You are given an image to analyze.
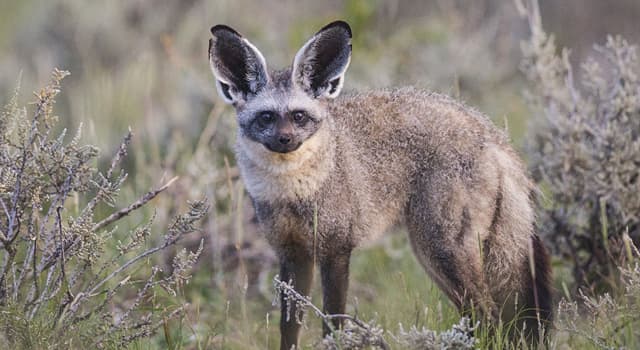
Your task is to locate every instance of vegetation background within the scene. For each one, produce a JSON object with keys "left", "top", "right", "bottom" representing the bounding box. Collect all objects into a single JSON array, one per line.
[{"left": 0, "top": 0, "right": 639, "bottom": 349}]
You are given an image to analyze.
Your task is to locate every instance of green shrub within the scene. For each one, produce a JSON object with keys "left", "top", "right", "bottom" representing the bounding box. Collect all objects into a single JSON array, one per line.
[{"left": 0, "top": 69, "right": 208, "bottom": 349}]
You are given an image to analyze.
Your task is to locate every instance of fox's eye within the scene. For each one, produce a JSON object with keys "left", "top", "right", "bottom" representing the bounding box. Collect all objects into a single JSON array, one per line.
[
  {"left": 258, "top": 111, "right": 275, "bottom": 124},
  {"left": 292, "top": 111, "right": 308, "bottom": 124}
]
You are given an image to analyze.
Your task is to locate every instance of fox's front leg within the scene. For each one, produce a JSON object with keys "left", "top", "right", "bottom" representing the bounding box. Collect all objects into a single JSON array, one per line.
[
  {"left": 279, "top": 249, "right": 314, "bottom": 350},
  {"left": 320, "top": 249, "right": 352, "bottom": 336}
]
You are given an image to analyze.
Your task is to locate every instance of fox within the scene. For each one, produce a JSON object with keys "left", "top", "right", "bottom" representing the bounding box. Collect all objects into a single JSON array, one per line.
[{"left": 207, "top": 20, "right": 553, "bottom": 349}]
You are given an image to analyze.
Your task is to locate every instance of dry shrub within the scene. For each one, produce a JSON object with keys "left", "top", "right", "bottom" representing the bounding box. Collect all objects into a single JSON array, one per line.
[
  {"left": 519, "top": 0, "right": 640, "bottom": 290},
  {"left": 0, "top": 70, "right": 208, "bottom": 348},
  {"left": 555, "top": 240, "right": 640, "bottom": 349},
  {"left": 274, "top": 276, "right": 478, "bottom": 350}
]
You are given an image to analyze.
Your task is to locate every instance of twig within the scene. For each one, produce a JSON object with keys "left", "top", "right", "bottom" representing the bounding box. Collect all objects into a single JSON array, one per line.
[
  {"left": 92, "top": 176, "right": 178, "bottom": 231},
  {"left": 70, "top": 275, "right": 131, "bottom": 325},
  {"left": 0, "top": 198, "right": 9, "bottom": 242},
  {"left": 81, "top": 129, "right": 133, "bottom": 217},
  {"left": 34, "top": 162, "right": 85, "bottom": 273},
  {"left": 27, "top": 257, "right": 58, "bottom": 319},
  {"left": 91, "top": 305, "right": 185, "bottom": 348},
  {"left": 85, "top": 245, "right": 165, "bottom": 298},
  {"left": 106, "top": 128, "right": 132, "bottom": 180},
  {"left": 108, "top": 267, "right": 160, "bottom": 332},
  {"left": 56, "top": 207, "right": 70, "bottom": 297},
  {"left": 62, "top": 243, "right": 167, "bottom": 324},
  {"left": 13, "top": 204, "right": 37, "bottom": 300},
  {"left": 274, "top": 276, "right": 391, "bottom": 350}
]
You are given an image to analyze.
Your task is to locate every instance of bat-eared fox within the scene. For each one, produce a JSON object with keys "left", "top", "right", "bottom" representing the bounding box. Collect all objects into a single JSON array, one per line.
[{"left": 208, "top": 20, "right": 552, "bottom": 349}]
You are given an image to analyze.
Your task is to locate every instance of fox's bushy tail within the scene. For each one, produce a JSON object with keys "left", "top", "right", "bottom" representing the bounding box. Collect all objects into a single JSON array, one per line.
[{"left": 520, "top": 233, "right": 553, "bottom": 343}]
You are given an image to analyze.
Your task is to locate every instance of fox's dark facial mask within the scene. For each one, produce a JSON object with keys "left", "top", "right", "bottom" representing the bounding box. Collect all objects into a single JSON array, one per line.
[{"left": 240, "top": 109, "right": 321, "bottom": 154}]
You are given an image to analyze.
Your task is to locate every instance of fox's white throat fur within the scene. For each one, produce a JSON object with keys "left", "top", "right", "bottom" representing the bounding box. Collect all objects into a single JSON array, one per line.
[{"left": 236, "top": 124, "right": 335, "bottom": 201}]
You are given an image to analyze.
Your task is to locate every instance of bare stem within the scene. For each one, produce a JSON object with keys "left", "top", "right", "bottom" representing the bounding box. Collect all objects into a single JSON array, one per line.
[
  {"left": 274, "top": 276, "right": 390, "bottom": 350},
  {"left": 93, "top": 176, "right": 178, "bottom": 231}
]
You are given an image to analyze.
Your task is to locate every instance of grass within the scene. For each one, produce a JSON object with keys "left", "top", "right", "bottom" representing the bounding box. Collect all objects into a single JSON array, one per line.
[
  {"left": 150, "top": 232, "right": 460, "bottom": 349},
  {"left": 149, "top": 227, "right": 640, "bottom": 349}
]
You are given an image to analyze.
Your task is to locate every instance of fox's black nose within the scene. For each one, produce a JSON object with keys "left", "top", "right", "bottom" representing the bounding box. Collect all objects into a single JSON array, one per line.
[{"left": 279, "top": 135, "right": 292, "bottom": 145}]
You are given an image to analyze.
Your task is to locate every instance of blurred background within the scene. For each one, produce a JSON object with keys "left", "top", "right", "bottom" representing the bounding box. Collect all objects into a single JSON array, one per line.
[
  {"left": 1, "top": 0, "right": 639, "bottom": 348},
  {"left": 1, "top": 0, "right": 639, "bottom": 148},
  {"left": 1, "top": 0, "right": 637, "bottom": 152}
]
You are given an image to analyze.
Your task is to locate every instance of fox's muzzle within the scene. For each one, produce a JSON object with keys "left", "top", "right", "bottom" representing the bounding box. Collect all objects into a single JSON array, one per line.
[{"left": 264, "top": 139, "right": 303, "bottom": 153}]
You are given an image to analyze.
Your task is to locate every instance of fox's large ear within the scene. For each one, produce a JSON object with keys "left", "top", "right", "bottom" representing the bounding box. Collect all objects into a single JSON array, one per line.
[
  {"left": 292, "top": 21, "right": 352, "bottom": 99},
  {"left": 209, "top": 25, "right": 269, "bottom": 105}
]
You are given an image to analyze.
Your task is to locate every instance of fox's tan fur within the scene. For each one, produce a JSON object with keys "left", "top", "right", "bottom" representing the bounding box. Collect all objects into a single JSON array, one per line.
[
  {"left": 208, "top": 21, "right": 552, "bottom": 349},
  {"left": 246, "top": 85, "right": 535, "bottom": 301}
]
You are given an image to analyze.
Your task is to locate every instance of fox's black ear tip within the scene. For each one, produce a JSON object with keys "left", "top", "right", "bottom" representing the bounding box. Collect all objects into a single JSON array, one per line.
[
  {"left": 320, "top": 20, "right": 352, "bottom": 38},
  {"left": 210, "top": 24, "right": 241, "bottom": 37}
]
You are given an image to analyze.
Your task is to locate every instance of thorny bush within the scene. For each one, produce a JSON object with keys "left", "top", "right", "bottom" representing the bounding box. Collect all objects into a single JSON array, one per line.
[{"left": 0, "top": 69, "right": 208, "bottom": 348}]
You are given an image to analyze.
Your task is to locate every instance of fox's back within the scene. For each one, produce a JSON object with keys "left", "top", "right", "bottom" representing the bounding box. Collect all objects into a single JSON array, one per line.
[
  {"left": 331, "top": 87, "right": 508, "bottom": 169},
  {"left": 324, "top": 87, "right": 524, "bottom": 242}
]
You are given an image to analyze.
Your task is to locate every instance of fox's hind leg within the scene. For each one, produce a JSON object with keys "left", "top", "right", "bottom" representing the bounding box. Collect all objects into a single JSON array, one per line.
[
  {"left": 406, "top": 215, "right": 496, "bottom": 319},
  {"left": 405, "top": 177, "right": 497, "bottom": 321},
  {"left": 406, "top": 165, "right": 553, "bottom": 344}
]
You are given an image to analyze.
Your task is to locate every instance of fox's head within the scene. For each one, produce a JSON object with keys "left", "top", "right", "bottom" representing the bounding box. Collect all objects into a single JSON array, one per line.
[{"left": 208, "top": 21, "right": 351, "bottom": 154}]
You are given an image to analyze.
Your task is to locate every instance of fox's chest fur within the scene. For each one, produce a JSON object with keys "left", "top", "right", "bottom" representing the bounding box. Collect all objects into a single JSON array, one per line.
[
  {"left": 236, "top": 125, "right": 335, "bottom": 202},
  {"left": 236, "top": 89, "right": 442, "bottom": 252}
]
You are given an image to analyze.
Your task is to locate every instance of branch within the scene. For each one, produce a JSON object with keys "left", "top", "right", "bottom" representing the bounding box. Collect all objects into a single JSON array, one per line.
[
  {"left": 92, "top": 176, "right": 178, "bottom": 231},
  {"left": 81, "top": 129, "right": 133, "bottom": 217},
  {"left": 0, "top": 198, "right": 9, "bottom": 243},
  {"left": 85, "top": 245, "right": 164, "bottom": 298},
  {"left": 274, "top": 276, "right": 390, "bottom": 350}
]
